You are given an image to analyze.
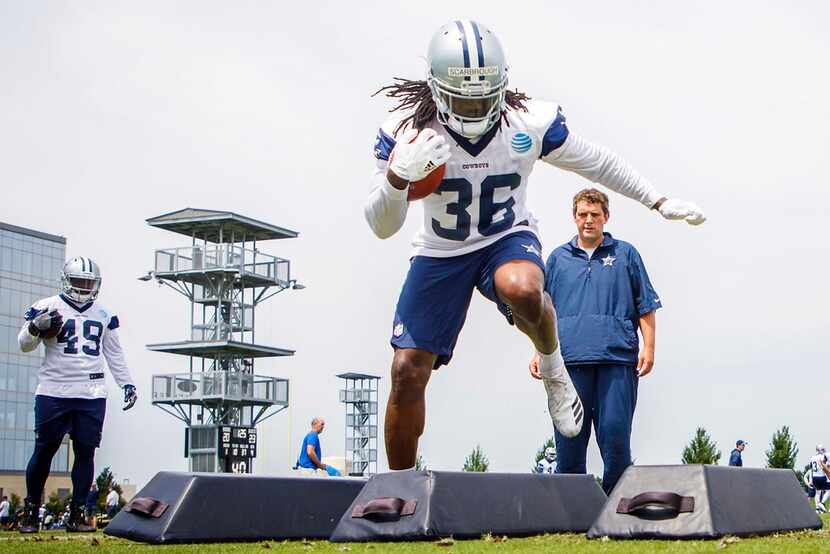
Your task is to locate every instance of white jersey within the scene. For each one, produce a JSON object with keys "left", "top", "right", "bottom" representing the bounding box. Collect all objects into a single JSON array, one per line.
[
  {"left": 536, "top": 458, "right": 555, "bottom": 474},
  {"left": 18, "top": 294, "right": 134, "bottom": 399},
  {"left": 811, "top": 453, "right": 829, "bottom": 478},
  {"left": 366, "top": 99, "right": 663, "bottom": 257}
]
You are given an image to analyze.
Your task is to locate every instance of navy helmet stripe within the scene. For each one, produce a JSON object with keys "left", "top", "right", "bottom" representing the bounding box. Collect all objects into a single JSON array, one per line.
[
  {"left": 454, "top": 20, "right": 471, "bottom": 81},
  {"left": 470, "top": 21, "right": 485, "bottom": 81},
  {"left": 80, "top": 257, "right": 86, "bottom": 272}
]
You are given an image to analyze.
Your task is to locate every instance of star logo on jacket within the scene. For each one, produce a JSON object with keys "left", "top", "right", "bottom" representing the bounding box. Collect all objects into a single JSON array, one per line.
[
  {"left": 522, "top": 244, "right": 541, "bottom": 258},
  {"left": 602, "top": 255, "right": 616, "bottom": 267},
  {"left": 393, "top": 323, "right": 405, "bottom": 337}
]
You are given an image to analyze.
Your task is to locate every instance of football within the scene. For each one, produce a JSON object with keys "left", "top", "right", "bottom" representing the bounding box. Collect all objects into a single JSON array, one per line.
[
  {"left": 40, "top": 323, "right": 62, "bottom": 340},
  {"left": 407, "top": 163, "right": 446, "bottom": 201}
]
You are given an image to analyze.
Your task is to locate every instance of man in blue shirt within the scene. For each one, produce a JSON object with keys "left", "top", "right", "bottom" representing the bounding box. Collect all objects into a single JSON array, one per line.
[
  {"left": 729, "top": 440, "right": 747, "bottom": 466},
  {"left": 296, "top": 417, "right": 341, "bottom": 476},
  {"left": 530, "top": 188, "right": 661, "bottom": 494}
]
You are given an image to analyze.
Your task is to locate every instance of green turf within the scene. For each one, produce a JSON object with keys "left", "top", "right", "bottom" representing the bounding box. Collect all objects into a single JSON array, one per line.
[{"left": 2, "top": 514, "right": 827, "bottom": 553}]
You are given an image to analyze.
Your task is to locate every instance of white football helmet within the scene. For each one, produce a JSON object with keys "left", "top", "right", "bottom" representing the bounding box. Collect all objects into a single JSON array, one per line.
[
  {"left": 818, "top": 444, "right": 826, "bottom": 454},
  {"left": 426, "top": 20, "right": 508, "bottom": 138},
  {"left": 544, "top": 447, "right": 556, "bottom": 461},
  {"left": 61, "top": 257, "right": 101, "bottom": 304}
]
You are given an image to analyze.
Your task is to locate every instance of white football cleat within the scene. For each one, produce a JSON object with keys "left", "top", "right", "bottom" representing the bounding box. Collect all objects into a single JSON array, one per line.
[{"left": 543, "top": 366, "right": 584, "bottom": 438}]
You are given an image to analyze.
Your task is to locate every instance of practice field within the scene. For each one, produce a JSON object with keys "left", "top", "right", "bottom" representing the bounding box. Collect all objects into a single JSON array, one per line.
[{"left": 2, "top": 515, "right": 828, "bottom": 554}]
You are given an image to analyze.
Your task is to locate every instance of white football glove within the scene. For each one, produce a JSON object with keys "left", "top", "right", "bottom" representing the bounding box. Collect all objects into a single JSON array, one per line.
[
  {"left": 32, "top": 310, "right": 56, "bottom": 331},
  {"left": 388, "top": 128, "right": 451, "bottom": 182},
  {"left": 658, "top": 199, "right": 706, "bottom": 225}
]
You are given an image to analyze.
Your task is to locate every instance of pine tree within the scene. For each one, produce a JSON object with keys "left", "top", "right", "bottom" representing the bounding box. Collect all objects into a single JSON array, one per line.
[
  {"left": 532, "top": 437, "right": 556, "bottom": 473},
  {"left": 95, "top": 466, "right": 124, "bottom": 512},
  {"left": 681, "top": 427, "right": 721, "bottom": 464},
  {"left": 415, "top": 454, "right": 427, "bottom": 471},
  {"left": 765, "top": 426, "right": 798, "bottom": 469},
  {"left": 462, "top": 445, "right": 489, "bottom": 472}
]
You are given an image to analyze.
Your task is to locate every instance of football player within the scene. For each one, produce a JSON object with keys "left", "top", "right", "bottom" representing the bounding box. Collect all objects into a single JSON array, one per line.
[
  {"left": 810, "top": 444, "right": 830, "bottom": 513},
  {"left": 16, "top": 257, "right": 137, "bottom": 533},
  {"left": 366, "top": 20, "right": 705, "bottom": 470},
  {"left": 536, "top": 447, "right": 556, "bottom": 474}
]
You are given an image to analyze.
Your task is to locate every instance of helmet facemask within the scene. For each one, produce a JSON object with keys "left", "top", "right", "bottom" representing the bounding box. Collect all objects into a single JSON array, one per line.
[
  {"left": 62, "top": 274, "right": 101, "bottom": 303},
  {"left": 429, "top": 73, "right": 507, "bottom": 138}
]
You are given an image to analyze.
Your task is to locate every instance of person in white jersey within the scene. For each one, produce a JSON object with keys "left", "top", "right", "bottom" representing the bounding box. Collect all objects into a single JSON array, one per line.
[
  {"left": 16, "top": 257, "right": 137, "bottom": 534},
  {"left": 365, "top": 19, "right": 706, "bottom": 471},
  {"left": 536, "top": 447, "right": 556, "bottom": 474},
  {"left": 810, "top": 444, "right": 830, "bottom": 513}
]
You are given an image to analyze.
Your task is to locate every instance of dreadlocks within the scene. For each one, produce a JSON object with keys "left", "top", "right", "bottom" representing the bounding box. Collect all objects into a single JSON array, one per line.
[{"left": 372, "top": 78, "right": 531, "bottom": 135}]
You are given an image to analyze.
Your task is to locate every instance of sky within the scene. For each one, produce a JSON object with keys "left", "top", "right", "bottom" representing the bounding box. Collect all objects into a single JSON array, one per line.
[{"left": 1, "top": 1, "right": 828, "bottom": 488}]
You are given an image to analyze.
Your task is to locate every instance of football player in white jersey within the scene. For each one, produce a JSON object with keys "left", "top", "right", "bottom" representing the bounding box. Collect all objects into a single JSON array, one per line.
[
  {"left": 16, "top": 257, "right": 137, "bottom": 534},
  {"left": 365, "top": 20, "right": 705, "bottom": 471},
  {"left": 810, "top": 444, "right": 830, "bottom": 513},
  {"left": 536, "top": 447, "right": 556, "bottom": 475}
]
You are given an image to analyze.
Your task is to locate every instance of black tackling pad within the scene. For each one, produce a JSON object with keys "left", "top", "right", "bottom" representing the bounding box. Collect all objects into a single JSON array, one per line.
[
  {"left": 329, "top": 470, "right": 607, "bottom": 542},
  {"left": 104, "top": 471, "right": 367, "bottom": 543},
  {"left": 587, "top": 465, "right": 822, "bottom": 539}
]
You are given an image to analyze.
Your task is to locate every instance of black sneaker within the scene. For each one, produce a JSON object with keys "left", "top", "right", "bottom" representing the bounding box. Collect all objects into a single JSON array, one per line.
[
  {"left": 66, "top": 504, "right": 95, "bottom": 533},
  {"left": 18, "top": 501, "right": 40, "bottom": 534}
]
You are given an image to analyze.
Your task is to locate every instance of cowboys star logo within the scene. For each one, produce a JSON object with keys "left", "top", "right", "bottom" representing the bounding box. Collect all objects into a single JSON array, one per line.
[{"left": 601, "top": 255, "right": 616, "bottom": 267}]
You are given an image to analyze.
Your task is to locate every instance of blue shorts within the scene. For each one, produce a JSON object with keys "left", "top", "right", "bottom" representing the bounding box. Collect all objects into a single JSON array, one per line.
[
  {"left": 391, "top": 231, "right": 544, "bottom": 368},
  {"left": 814, "top": 476, "right": 830, "bottom": 491},
  {"left": 34, "top": 395, "right": 106, "bottom": 447}
]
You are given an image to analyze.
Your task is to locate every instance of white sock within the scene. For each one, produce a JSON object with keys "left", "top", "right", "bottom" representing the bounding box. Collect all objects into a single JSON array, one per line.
[
  {"left": 388, "top": 466, "right": 415, "bottom": 472},
  {"left": 538, "top": 346, "right": 565, "bottom": 379}
]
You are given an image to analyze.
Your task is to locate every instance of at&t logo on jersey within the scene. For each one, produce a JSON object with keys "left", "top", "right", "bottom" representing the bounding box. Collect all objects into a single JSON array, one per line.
[{"left": 511, "top": 132, "right": 533, "bottom": 154}]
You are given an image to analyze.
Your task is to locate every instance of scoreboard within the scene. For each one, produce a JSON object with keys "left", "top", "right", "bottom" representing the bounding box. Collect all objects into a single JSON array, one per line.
[{"left": 219, "top": 426, "right": 257, "bottom": 473}]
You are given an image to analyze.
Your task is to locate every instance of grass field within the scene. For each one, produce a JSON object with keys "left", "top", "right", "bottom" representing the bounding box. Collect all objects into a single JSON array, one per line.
[{"left": 1, "top": 515, "right": 828, "bottom": 554}]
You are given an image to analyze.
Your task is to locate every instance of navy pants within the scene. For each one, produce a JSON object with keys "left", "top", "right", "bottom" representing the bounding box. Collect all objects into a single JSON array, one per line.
[
  {"left": 554, "top": 363, "right": 638, "bottom": 494},
  {"left": 26, "top": 396, "right": 105, "bottom": 506}
]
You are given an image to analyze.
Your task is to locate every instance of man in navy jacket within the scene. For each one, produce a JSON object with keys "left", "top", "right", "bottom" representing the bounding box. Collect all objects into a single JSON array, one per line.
[{"left": 530, "top": 188, "right": 660, "bottom": 494}]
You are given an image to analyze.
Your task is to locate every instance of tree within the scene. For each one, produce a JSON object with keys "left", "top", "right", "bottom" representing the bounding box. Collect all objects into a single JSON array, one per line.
[
  {"left": 44, "top": 490, "right": 70, "bottom": 518},
  {"left": 415, "top": 454, "right": 427, "bottom": 471},
  {"left": 681, "top": 427, "right": 721, "bottom": 465},
  {"left": 462, "top": 445, "right": 489, "bottom": 472},
  {"left": 95, "top": 466, "right": 125, "bottom": 512},
  {"left": 765, "top": 426, "right": 798, "bottom": 470},
  {"left": 9, "top": 493, "right": 21, "bottom": 515},
  {"left": 532, "top": 437, "right": 556, "bottom": 473}
]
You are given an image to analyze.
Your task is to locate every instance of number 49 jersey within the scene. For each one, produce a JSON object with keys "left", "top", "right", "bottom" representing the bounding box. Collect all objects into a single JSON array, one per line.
[
  {"left": 18, "top": 294, "right": 134, "bottom": 399},
  {"left": 368, "top": 99, "right": 663, "bottom": 257}
]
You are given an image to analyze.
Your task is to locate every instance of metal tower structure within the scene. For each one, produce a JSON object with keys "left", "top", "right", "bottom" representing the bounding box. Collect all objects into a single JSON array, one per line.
[
  {"left": 143, "top": 208, "right": 301, "bottom": 473},
  {"left": 337, "top": 373, "right": 380, "bottom": 476}
]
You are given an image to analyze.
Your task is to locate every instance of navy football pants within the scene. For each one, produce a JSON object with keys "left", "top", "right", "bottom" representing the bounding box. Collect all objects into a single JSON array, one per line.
[
  {"left": 26, "top": 396, "right": 104, "bottom": 506},
  {"left": 554, "top": 363, "right": 638, "bottom": 494}
]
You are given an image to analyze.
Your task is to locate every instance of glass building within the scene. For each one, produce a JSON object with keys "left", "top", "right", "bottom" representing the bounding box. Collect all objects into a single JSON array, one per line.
[{"left": 0, "top": 222, "right": 69, "bottom": 474}]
